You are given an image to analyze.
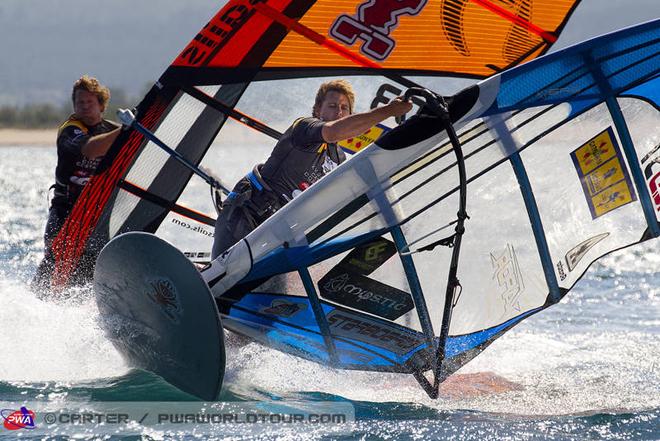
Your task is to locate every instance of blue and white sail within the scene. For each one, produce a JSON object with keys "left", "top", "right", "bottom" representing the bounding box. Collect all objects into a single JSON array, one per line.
[{"left": 201, "top": 19, "right": 659, "bottom": 396}]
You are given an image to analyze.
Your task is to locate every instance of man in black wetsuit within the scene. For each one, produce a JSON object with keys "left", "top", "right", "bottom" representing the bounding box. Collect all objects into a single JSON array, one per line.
[
  {"left": 212, "top": 79, "right": 412, "bottom": 258},
  {"left": 32, "top": 75, "right": 122, "bottom": 289}
]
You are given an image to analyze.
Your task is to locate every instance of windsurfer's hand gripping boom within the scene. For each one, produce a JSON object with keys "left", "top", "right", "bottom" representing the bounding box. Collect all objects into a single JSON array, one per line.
[{"left": 321, "top": 96, "right": 412, "bottom": 143}]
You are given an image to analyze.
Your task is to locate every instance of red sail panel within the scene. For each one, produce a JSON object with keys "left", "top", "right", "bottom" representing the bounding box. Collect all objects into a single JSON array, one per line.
[{"left": 173, "top": 0, "right": 298, "bottom": 68}]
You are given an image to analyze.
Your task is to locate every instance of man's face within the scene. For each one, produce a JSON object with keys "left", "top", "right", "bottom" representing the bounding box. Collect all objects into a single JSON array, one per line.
[
  {"left": 73, "top": 89, "right": 104, "bottom": 126},
  {"left": 316, "top": 91, "right": 351, "bottom": 121}
]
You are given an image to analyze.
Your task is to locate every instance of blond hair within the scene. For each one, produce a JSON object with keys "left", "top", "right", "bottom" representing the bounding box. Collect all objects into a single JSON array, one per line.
[
  {"left": 71, "top": 75, "right": 111, "bottom": 110},
  {"left": 313, "top": 80, "right": 355, "bottom": 117}
]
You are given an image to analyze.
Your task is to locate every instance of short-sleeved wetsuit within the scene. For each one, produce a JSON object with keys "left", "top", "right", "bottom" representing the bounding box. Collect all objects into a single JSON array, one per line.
[
  {"left": 33, "top": 115, "right": 119, "bottom": 289},
  {"left": 211, "top": 117, "right": 346, "bottom": 258},
  {"left": 52, "top": 116, "right": 119, "bottom": 209}
]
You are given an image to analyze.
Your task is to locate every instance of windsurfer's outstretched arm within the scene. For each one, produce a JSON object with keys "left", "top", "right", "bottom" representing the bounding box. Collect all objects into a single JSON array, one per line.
[
  {"left": 81, "top": 127, "right": 121, "bottom": 159},
  {"left": 321, "top": 97, "right": 412, "bottom": 143}
]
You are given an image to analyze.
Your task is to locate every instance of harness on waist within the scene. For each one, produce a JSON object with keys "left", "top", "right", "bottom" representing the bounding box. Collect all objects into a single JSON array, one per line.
[
  {"left": 50, "top": 180, "right": 79, "bottom": 209},
  {"left": 223, "top": 164, "right": 283, "bottom": 225}
]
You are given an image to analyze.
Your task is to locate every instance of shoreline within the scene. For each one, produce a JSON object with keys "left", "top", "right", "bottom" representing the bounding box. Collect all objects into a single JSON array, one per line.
[{"left": 0, "top": 128, "right": 57, "bottom": 146}]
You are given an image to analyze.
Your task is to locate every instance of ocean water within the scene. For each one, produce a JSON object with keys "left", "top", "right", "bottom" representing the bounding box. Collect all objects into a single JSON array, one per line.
[{"left": 0, "top": 145, "right": 658, "bottom": 440}]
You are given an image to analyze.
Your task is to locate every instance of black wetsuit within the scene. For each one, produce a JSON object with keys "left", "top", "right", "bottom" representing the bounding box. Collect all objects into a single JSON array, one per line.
[
  {"left": 212, "top": 117, "right": 346, "bottom": 258},
  {"left": 33, "top": 116, "right": 119, "bottom": 288}
]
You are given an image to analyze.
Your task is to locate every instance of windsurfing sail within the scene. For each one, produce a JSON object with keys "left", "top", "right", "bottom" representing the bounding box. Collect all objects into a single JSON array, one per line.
[
  {"left": 200, "top": 19, "right": 659, "bottom": 397},
  {"left": 47, "top": 0, "right": 582, "bottom": 288}
]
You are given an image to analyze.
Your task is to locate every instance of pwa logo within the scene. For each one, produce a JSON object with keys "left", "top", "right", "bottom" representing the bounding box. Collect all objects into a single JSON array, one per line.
[
  {"left": 330, "top": 0, "right": 428, "bottom": 61},
  {"left": 1, "top": 407, "right": 36, "bottom": 430}
]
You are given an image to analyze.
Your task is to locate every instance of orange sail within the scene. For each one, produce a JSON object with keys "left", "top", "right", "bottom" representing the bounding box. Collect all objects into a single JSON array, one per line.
[{"left": 172, "top": 0, "right": 580, "bottom": 76}]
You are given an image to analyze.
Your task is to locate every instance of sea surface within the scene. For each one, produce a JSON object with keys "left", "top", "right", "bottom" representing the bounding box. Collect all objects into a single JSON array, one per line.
[{"left": 0, "top": 145, "right": 658, "bottom": 440}]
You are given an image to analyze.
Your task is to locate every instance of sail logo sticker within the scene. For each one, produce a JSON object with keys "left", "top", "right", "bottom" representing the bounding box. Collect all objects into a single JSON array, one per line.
[
  {"left": 338, "top": 124, "right": 389, "bottom": 154},
  {"left": 566, "top": 233, "right": 610, "bottom": 272},
  {"left": 650, "top": 172, "right": 660, "bottom": 211},
  {"left": 261, "top": 299, "right": 307, "bottom": 318},
  {"left": 183, "top": 251, "right": 212, "bottom": 264},
  {"left": 339, "top": 237, "right": 397, "bottom": 275},
  {"left": 329, "top": 0, "right": 428, "bottom": 61},
  {"left": 319, "top": 268, "right": 414, "bottom": 320},
  {"left": 490, "top": 244, "right": 524, "bottom": 313},
  {"left": 556, "top": 260, "right": 567, "bottom": 282},
  {"left": 146, "top": 279, "right": 182, "bottom": 323},
  {"left": 324, "top": 272, "right": 349, "bottom": 292},
  {"left": 1, "top": 407, "right": 36, "bottom": 431},
  {"left": 171, "top": 218, "right": 214, "bottom": 238},
  {"left": 326, "top": 310, "right": 424, "bottom": 355},
  {"left": 364, "top": 241, "right": 390, "bottom": 262},
  {"left": 175, "top": 0, "right": 266, "bottom": 66},
  {"left": 641, "top": 142, "right": 660, "bottom": 211},
  {"left": 557, "top": 233, "right": 610, "bottom": 281},
  {"left": 571, "top": 127, "right": 637, "bottom": 219}
]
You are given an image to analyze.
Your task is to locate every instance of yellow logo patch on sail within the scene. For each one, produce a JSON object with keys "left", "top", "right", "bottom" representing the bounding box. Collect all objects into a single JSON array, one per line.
[
  {"left": 338, "top": 123, "right": 389, "bottom": 154},
  {"left": 571, "top": 127, "right": 637, "bottom": 219}
]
